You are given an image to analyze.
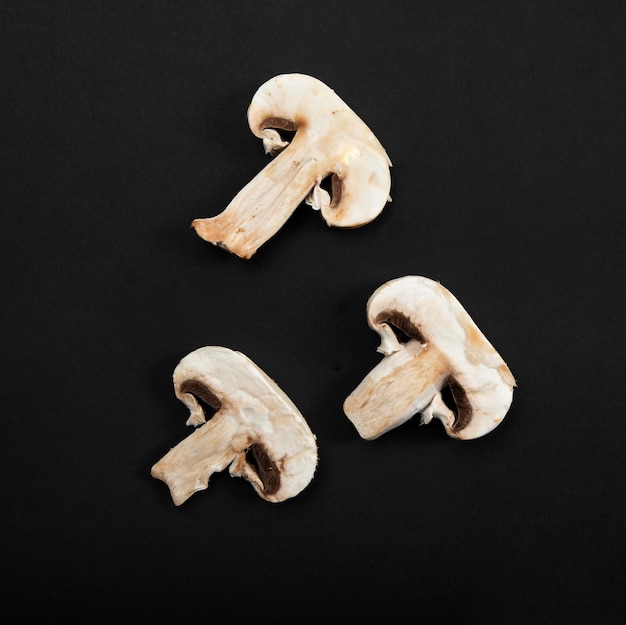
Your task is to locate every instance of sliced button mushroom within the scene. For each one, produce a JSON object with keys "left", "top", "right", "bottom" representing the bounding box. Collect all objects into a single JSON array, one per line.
[
  {"left": 151, "top": 346, "right": 318, "bottom": 505},
  {"left": 343, "top": 276, "right": 516, "bottom": 441},
  {"left": 191, "top": 73, "right": 392, "bottom": 259}
]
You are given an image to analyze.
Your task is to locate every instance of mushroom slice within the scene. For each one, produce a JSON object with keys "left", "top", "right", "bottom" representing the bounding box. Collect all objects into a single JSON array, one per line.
[
  {"left": 343, "top": 276, "right": 516, "bottom": 441},
  {"left": 191, "top": 73, "right": 392, "bottom": 259},
  {"left": 151, "top": 346, "right": 318, "bottom": 505}
]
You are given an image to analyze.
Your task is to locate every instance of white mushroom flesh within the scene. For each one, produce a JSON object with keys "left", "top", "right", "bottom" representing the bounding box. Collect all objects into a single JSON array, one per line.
[
  {"left": 192, "top": 73, "right": 392, "bottom": 259},
  {"left": 151, "top": 346, "right": 318, "bottom": 504},
  {"left": 343, "top": 276, "right": 516, "bottom": 441}
]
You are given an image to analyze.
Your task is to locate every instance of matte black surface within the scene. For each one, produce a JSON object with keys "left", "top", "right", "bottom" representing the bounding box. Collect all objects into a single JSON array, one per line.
[{"left": 2, "top": 2, "right": 624, "bottom": 621}]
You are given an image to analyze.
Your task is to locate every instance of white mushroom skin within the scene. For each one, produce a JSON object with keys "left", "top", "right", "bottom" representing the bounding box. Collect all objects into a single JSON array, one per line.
[
  {"left": 191, "top": 73, "right": 392, "bottom": 259},
  {"left": 343, "top": 276, "right": 516, "bottom": 441},
  {"left": 151, "top": 346, "right": 318, "bottom": 505}
]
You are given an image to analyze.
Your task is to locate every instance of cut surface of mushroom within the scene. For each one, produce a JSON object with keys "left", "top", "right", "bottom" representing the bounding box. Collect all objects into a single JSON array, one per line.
[
  {"left": 151, "top": 346, "right": 318, "bottom": 505},
  {"left": 343, "top": 276, "right": 516, "bottom": 441},
  {"left": 191, "top": 73, "right": 392, "bottom": 259}
]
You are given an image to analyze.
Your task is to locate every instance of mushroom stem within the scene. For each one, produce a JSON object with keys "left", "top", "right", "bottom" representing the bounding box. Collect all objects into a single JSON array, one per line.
[
  {"left": 343, "top": 340, "right": 449, "bottom": 440},
  {"left": 151, "top": 416, "right": 244, "bottom": 506},
  {"left": 192, "top": 138, "right": 318, "bottom": 259}
]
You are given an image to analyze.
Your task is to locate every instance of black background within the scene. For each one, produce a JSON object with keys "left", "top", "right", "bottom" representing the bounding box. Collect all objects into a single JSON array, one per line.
[{"left": 2, "top": 1, "right": 624, "bottom": 622}]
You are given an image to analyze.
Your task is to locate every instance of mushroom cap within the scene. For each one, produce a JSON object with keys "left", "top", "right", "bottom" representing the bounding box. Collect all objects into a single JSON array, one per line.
[
  {"left": 344, "top": 276, "right": 516, "bottom": 441},
  {"left": 151, "top": 346, "right": 318, "bottom": 504},
  {"left": 247, "top": 73, "right": 392, "bottom": 228}
]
